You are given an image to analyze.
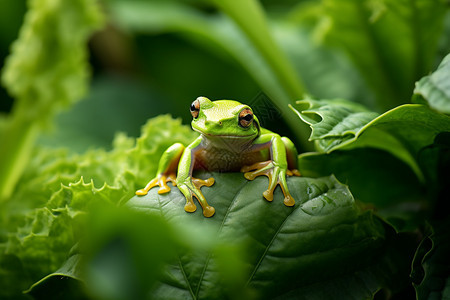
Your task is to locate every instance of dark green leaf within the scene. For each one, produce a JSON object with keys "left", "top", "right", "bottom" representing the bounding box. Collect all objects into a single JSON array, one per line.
[
  {"left": 298, "top": 148, "right": 425, "bottom": 231},
  {"left": 412, "top": 219, "right": 450, "bottom": 299},
  {"left": 123, "top": 173, "right": 406, "bottom": 299}
]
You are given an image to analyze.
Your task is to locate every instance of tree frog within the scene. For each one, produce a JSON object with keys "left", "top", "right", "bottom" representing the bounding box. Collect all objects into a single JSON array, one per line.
[{"left": 136, "top": 97, "right": 300, "bottom": 217}]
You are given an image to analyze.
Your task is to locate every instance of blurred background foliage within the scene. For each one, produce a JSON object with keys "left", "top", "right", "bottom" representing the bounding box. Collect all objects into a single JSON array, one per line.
[{"left": 3, "top": 0, "right": 448, "bottom": 153}]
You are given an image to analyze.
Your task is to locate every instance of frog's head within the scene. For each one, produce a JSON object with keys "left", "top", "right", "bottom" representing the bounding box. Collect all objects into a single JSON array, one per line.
[{"left": 190, "top": 96, "right": 260, "bottom": 139}]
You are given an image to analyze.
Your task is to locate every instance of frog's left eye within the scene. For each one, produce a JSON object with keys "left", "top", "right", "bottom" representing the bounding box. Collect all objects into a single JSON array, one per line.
[
  {"left": 239, "top": 108, "right": 253, "bottom": 128},
  {"left": 190, "top": 99, "right": 200, "bottom": 118}
]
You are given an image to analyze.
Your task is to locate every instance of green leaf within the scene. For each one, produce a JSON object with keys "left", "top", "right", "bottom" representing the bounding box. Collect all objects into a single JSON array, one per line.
[
  {"left": 120, "top": 173, "right": 406, "bottom": 299},
  {"left": 414, "top": 53, "right": 450, "bottom": 114},
  {"left": 412, "top": 219, "right": 450, "bottom": 299},
  {"left": 27, "top": 253, "right": 87, "bottom": 300},
  {"left": 128, "top": 115, "right": 198, "bottom": 186},
  {"left": 0, "top": 114, "right": 195, "bottom": 298},
  {"left": 291, "top": 99, "right": 450, "bottom": 180},
  {"left": 298, "top": 149, "right": 425, "bottom": 231},
  {"left": 290, "top": 98, "right": 379, "bottom": 148},
  {"left": 30, "top": 174, "right": 412, "bottom": 299},
  {"left": 0, "top": 0, "right": 104, "bottom": 200},
  {"left": 313, "top": 0, "right": 448, "bottom": 110}
]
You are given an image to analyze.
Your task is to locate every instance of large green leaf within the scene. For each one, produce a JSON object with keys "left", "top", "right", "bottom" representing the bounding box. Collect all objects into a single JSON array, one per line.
[
  {"left": 291, "top": 99, "right": 450, "bottom": 180},
  {"left": 29, "top": 173, "right": 416, "bottom": 299},
  {"left": 125, "top": 174, "right": 408, "bottom": 298},
  {"left": 414, "top": 53, "right": 450, "bottom": 114},
  {"left": 297, "top": 148, "right": 425, "bottom": 231},
  {"left": 313, "top": 0, "right": 448, "bottom": 110}
]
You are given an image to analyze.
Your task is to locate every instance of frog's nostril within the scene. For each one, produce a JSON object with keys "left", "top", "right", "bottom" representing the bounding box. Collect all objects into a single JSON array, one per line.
[{"left": 219, "top": 121, "right": 222, "bottom": 126}]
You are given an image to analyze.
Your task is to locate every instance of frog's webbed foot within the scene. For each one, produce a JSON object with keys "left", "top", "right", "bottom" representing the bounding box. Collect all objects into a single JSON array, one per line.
[
  {"left": 177, "top": 176, "right": 215, "bottom": 217},
  {"left": 136, "top": 173, "right": 177, "bottom": 196},
  {"left": 241, "top": 160, "right": 296, "bottom": 207}
]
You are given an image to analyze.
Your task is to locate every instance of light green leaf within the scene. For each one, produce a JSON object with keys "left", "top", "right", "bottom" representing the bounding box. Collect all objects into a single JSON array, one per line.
[
  {"left": 414, "top": 53, "right": 450, "bottom": 114},
  {"left": 291, "top": 99, "right": 450, "bottom": 180},
  {"left": 0, "top": 0, "right": 104, "bottom": 200},
  {"left": 128, "top": 115, "right": 198, "bottom": 186},
  {"left": 291, "top": 98, "right": 379, "bottom": 146},
  {"left": 314, "top": 0, "right": 448, "bottom": 110},
  {"left": 3, "top": 179, "right": 126, "bottom": 286},
  {"left": 0, "top": 114, "right": 195, "bottom": 298}
]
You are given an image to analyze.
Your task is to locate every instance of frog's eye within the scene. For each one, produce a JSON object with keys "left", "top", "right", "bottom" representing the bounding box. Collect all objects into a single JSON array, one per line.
[
  {"left": 190, "top": 99, "right": 200, "bottom": 118},
  {"left": 239, "top": 108, "right": 253, "bottom": 128}
]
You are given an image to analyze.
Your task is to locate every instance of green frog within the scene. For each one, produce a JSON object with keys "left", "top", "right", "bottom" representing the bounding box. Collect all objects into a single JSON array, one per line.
[{"left": 136, "top": 97, "right": 300, "bottom": 217}]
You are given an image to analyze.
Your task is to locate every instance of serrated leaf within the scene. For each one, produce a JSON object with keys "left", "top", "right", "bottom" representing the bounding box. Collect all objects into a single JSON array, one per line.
[
  {"left": 291, "top": 98, "right": 378, "bottom": 144},
  {"left": 414, "top": 53, "right": 450, "bottom": 114},
  {"left": 0, "top": 114, "right": 196, "bottom": 298},
  {"left": 3, "top": 178, "right": 126, "bottom": 285},
  {"left": 128, "top": 115, "right": 198, "bottom": 186},
  {"left": 291, "top": 99, "right": 450, "bottom": 180}
]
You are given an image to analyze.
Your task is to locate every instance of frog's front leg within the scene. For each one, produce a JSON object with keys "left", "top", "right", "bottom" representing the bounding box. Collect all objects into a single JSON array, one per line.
[
  {"left": 176, "top": 137, "right": 216, "bottom": 217},
  {"left": 241, "top": 134, "right": 298, "bottom": 207},
  {"left": 136, "top": 143, "right": 185, "bottom": 196}
]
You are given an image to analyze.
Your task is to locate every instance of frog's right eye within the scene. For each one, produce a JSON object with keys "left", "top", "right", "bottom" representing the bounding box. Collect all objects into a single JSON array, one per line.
[{"left": 190, "top": 99, "right": 200, "bottom": 118}]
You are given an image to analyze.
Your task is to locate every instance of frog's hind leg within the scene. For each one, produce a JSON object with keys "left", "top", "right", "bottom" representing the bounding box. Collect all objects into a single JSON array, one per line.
[
  {"left": 136, "top": 143, "right": 184, "bottom": 195},
  {"left": 282, "top": 137, "right": 301, "bottom": 176}
]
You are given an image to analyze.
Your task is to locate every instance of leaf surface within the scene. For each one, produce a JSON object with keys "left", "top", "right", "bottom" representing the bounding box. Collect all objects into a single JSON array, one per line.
[
  {"left": 120, "top": 173, "right": 404, "bottom": 299},
  {"left": 291, "top": 99, "right": 450, "bottom": 180},
  {"left": 414, "top": 53, "right": 450, "bottom": 114}
]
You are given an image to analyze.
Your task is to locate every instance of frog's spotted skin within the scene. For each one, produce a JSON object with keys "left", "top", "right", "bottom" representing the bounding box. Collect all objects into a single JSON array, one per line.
[{"left": 136, "top": 96, "right": 300, "bottom": 217}]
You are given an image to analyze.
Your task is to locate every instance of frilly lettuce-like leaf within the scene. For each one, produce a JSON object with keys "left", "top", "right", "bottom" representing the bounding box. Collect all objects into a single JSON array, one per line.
[
  {"left": 414, "top": 53, "right": 450, "bottom": 114},
  {"left": 2, "top": 0, "right": 103, "bottom": 118},
  {"left": 30, "top": 173, "right": 415, "bottom": 299},
  {"left": 1, "top": 179, "right": 128, "bottom": 296},
  {"left": 0, "top": 0, "right": 104, "bottom": 200},
  {"left": 291, "top": 99, "right": 450, "bottom": 180},
  {"left": 128, "top": 115, "right": 198, "bottom": 186},
  {"left": 0, "top": 115, "right": 196, "bottom": 298}
]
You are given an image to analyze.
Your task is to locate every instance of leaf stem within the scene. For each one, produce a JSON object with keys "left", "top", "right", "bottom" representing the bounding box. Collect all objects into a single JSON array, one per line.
[
  {"left": 0, "top": 115, "right": 38, "bottom": 201},
  {"left": 212, "top": 0, "right": 305, "bottom": 101},
  {"left": 210, "top": 0, "right": 312, "bottom": 149}
]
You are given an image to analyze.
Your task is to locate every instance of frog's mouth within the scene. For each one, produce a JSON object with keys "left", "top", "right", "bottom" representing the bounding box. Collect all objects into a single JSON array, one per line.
[{"left": 193, "top": 127, "right": 257, "bottom": 139}]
